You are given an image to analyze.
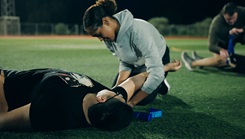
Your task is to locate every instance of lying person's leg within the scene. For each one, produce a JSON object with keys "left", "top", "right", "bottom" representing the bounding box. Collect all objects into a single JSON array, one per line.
[{"left": 182, "top": 52, "right": 227, "bottom": 70}]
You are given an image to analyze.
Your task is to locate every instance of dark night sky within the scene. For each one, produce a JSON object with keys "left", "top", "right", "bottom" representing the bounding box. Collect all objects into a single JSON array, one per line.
[{"left": 15, "top": 0, "right": 245, "bottom": 25}]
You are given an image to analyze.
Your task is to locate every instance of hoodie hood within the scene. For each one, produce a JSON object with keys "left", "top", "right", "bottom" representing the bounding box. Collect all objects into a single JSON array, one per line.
[{"left": 113, "top": 9, "right": 134, "bottom": 42}]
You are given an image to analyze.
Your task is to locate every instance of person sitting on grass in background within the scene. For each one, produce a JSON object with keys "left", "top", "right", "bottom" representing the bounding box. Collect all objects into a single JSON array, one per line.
[
  {"left": 0, "top": 61, "right": 180, "bottom": 131},
  {"left": 83, "top": 0, "right": 181, "bottom": 107},
  {"left": 181, "top": 2, "right": 245, "bottom": 71}
]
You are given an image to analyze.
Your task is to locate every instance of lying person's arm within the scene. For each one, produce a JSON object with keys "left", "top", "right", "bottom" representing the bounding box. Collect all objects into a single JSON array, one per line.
[
  {"left": 126, "top": 60, "right": 181, "bottom": 107},
  {"left": 0, "top": 70, "right": 32, "bottom": 130},
  {"left": 117, "top": 60, "right": 181, "bottom": 100},
  {"left": 116, "top": 72, "right": 148, "bottom": 101},
  {"left": 0, "top": 104, "right": 32, "bottom": 130},
  {"left": 99, "top": 60, "right": 181, "bottom": 105},
  {"left": 0, "top": 70, "right": 8, "bottom": 113}
]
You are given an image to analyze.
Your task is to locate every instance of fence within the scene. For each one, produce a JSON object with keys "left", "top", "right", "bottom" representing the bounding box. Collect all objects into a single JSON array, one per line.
[
  {"left": 1, "top": 22, "right": 210, "bottom": 36},
  {"left": 0, "top": 16, "right": 20, "bottom": 35},
  {"left": 20, "top": 23, "right": 86, "bottom": 35}
]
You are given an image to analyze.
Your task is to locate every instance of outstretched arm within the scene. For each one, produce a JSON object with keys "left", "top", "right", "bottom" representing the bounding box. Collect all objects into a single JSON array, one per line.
[
  {"left": 117, "top": 72, "right": 148, "bottom": 101},
  {"left": 0, "top": 70, "right": 8, "bottom": 113},
  {"left": 112, "top": 59, "right": 181, "bottom": 89},
  {"left": 0, "top": 70, "right": 32, "bottom": 131},
  {"left": 116, "top": 60, "right": 181, "bottom": 106},
  {"left": 0, "top": 104, "right": 32, "bottom": 130},
  {"left": 104, "top": 60, "right": 181, "bottom": 106},
  {"left": 127, "top": 60, "right": 181, "bottom": 107}
]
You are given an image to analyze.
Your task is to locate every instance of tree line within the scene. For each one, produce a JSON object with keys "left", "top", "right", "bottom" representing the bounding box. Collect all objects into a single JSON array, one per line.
[{"left": 148, "top": 17, "right": 212, "bottom": 37}]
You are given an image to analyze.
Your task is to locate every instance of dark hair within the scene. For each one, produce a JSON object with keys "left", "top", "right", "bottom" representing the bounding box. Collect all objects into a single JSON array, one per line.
[
  {"left": 83, "top": 0, "right": 117, "bottom": 32},
  {"left": 88, "top": 98, "right": 133, "bottom": 131},
  {"left": 220, "top": 2, "right": 237, "bottom": 16}
]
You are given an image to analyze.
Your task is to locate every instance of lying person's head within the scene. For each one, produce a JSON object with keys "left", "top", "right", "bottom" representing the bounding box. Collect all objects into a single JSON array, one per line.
[{"left": 88, "top": 89, "right": 133, "bottom": 131}]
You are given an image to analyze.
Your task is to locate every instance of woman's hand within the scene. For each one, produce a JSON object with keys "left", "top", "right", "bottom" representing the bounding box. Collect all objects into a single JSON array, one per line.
[{"left": 164, "top": 60, "right": 182, "bottom": 72}]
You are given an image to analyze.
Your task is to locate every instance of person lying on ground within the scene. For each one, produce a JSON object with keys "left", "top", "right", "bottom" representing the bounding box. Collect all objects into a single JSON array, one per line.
[{"left": 0, "top": 61, "right": 180, "bottom": 131}]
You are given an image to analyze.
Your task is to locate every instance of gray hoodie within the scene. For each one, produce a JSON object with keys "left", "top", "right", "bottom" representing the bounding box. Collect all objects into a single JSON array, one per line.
[{"left": 104, "top": 9, "right": 167, "bottom": 94}]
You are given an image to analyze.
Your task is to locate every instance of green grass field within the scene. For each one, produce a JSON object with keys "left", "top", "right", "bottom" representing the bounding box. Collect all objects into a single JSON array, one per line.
[{"left": 0, "top": 36, "right": 245, "bottom": 139}]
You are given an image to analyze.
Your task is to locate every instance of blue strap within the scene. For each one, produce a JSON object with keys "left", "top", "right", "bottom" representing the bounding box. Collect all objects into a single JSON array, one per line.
[
  {"left": 133, "top": 108, "right": 163, "bottom": 122},
  {"left": 149, "top": 108, "right": 163, "bottom": 118},
  {"left": 133, "top": 112, "right": 152, "bottom": 122}
]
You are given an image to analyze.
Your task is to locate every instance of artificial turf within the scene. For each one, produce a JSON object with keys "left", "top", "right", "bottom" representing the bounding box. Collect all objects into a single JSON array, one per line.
[{"left": 0, "top": 36, "right": 244, "bottom": 139}]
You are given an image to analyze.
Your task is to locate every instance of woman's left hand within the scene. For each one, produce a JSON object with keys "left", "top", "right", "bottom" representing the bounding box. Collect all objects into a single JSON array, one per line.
[{"left": 166, "top": 60, "right": 182, "bottom": 72}]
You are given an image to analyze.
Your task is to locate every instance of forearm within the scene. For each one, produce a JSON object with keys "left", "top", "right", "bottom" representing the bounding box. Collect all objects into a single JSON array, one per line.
[
  {"left": 0, "top": 84, "right": 8, "bottom": 113},
  {"left": 163, "top": 65, "right": 170, "bottom": 72},
  {"left": 121, "top": 73, "right": 149, "bottom": 106},
  {"left": 118, "top": 72, "right": 148, "bottom": 101},
  {"left": 128, "top": 90, "right": 149, "bottom": 107},
  {"left": 0, "top": 71, "right": 8, "bottom": 113},
  {"left": 114, "top": 70, "right": 131, "bottom": 87},
  {"left": 0, "top": 104, "right": 31, "bottom": 130},
  {"left": 127, "top": 72, "right": 148, "bottom": 90}
]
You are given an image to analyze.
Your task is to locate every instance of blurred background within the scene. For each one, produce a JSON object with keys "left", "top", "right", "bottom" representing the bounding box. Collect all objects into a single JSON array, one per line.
[{"left": 0, "top": 0, "right": 245, "bottom": 36}]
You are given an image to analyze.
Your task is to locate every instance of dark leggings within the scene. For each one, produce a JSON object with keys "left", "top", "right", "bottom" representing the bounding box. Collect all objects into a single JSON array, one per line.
[
  {"left": 233, "top": 54, "right": 245, "bottom": 74},
  {"left": 234, "top": 32, "right": 245, "bottom": 45},
  {"left": 112, "top": 46, "right": 170, "bottom": 106}
]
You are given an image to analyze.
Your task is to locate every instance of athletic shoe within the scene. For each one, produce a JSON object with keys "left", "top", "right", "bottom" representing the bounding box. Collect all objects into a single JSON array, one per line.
[
  {"left": 158, "top": 79, "right": 170, "bottom": 95},
  {"left": 181, "top": 52, "right": 194, "bottom": 71},
  {"left": 192, "top": 51, "right": 204, "bottom": 68},
  {"left": 192, "top": 51, "right": 203, "bottom": 60}
]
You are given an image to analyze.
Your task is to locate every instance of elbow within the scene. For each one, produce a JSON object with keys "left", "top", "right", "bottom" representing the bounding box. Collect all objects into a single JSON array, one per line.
[
  {"left": 208, "top": 45, "right": 217, "bottom": 54},
  {"left": 208, "top": 47, "right": 213, "bottom": 52}
]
